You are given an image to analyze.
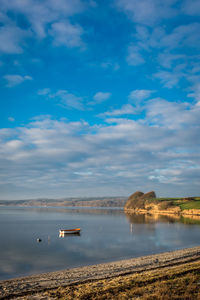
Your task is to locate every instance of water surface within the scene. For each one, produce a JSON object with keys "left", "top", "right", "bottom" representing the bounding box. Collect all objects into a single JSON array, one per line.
[{"left": 0, "top": 206, "right": 200, "bottom": 280}]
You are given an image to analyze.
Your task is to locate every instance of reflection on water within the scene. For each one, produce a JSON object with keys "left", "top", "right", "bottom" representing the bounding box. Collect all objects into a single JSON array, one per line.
[
  {"left": 125, "top": 212, "right": 200, "bottom": 236},
  {"left": 1, "top": 206, "right": 200, "bottom": 281},
  {"left": 59, "top": 232, "right": 81, "bottom": 238},
  {"left": 35, "top": 206, "right": 125, "bottom": 216},
  {"left": 125, "top": 212, "right": 200, "bottom": 227}
]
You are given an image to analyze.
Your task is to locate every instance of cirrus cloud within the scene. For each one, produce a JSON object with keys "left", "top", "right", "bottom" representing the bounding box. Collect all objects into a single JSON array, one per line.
[
  {"left": 49, "top": 21, "right": 84, "bottom": 48},
  {"left": 3, "top": 74, "right": 32, "bottom": 87},
  {"left": 0, "top": 0, "right": 86, "bottom": 53},
  {"left": 92, "top": 92, "right": 111, "bottom": 104}
]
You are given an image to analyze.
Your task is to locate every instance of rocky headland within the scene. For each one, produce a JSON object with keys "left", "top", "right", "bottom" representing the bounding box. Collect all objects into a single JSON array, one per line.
[{"left": 124, "top": 191, "right": 200, "bottom": 217}]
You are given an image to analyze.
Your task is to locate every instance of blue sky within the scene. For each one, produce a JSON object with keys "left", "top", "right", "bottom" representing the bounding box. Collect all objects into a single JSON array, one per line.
[{"left": 0, "top": 0, "right": 200, "bottom": 200}]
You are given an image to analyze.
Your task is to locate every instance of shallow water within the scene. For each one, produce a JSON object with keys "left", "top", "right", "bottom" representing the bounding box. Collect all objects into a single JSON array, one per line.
[{"left": 1, "top": 206, "right": 200, "bottom": 280}]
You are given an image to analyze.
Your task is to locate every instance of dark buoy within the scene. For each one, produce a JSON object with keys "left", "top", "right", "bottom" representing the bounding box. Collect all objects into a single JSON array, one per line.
[{"left": 37, "top": 238, "right": 42, "bottom": 242}]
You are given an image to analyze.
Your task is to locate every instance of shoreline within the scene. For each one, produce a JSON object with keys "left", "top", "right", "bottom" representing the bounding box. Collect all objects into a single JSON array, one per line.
[
  {"left": 1, "top": 246, "right": 200, "bottom": 299},
  {"left": 124, "top": 208, "right": 200, "bottom": 217}
]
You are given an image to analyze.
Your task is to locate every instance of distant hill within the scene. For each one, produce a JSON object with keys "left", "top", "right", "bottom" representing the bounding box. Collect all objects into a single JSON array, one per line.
[{"left": 0, "top": 197, "right": 127, "bottom": 208}]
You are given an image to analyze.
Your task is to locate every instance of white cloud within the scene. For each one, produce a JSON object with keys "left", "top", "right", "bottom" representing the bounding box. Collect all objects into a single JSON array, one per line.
[
  {"left": 39, "top": 88, "right": 84, "bottom": 110},
  {"left": 49, "top": 21, "right": 84, "bottom": 48},
  {"left": 154, "top": 66, "right": 185, "bottom": 88},
  {"left": 187, "top": 83, "right": 200, "bottom": 101},
  {"left": 99, "top": 104, "right": 136, "bottom": 117},
  {"left": 128, "top": 89, "right": 154, "bottom": 103},
  {"left": 74, "top": 171, "right": 93, "bottom": 176},
  {"left": 47, "top": 0, "right": 84, "bottom": 16},
  {"left": 158, "top": 53, "right": 186, "bottom": 69},
  {"left": 145, "top": 97, "right": 200, "bottom": 129},
  {"left": 161, "top": 23, "right": 200, "bottom": 50},
  {"left": 39, "top": 89, "right": 111, "bottom": 110},
  {"left": 92, "top": 92, "right": 111, "bottom": 104},
  {"left": 117, "top": 0, "right": 200, "bottom": 27},
  {"left": 37, "top": 88, "right": 51, "bottom": 96},
  {"left": 56, "top": 90, "right": 84, "bottom": 110},
  {"left": 133, "top": 23, "right": 200, "bottom": 54},
  {"left": 0, "top": 0, "right": 84, "bottom": 37},
  {"left": 182, "top": 0, "right": 200, "bottom": 16},
  {"left": 149, "top": 164, "right": 200, "bottom": 185},
  {"left": 98, "top": 90, "right": 154, "bottom": 119},
  {"left": 122, "top": 5, "right": 200, "bottom": 94},
  {"left": 126, "top": 45, "right": 145, "bottom": 66},
  {"left": 4, "top": 74, "right": 32, "bottom": 87},
  {"left": 1, "top": 98, "right": 199, "bottom": 198},
  {"left": 0, "top": 0, "right": 85, "bottom": 51},
  {"left": 134, "top": 25, "right": 165, "bottom": 49},
  {"left": 116, "top": 0, "right": 178, "bottom": 26},
  {"left": 0, "top": 24, "right": 29, "bottom": 54},
  {"left": 8, "top": 117, "right": 15, "bottom": 122}
]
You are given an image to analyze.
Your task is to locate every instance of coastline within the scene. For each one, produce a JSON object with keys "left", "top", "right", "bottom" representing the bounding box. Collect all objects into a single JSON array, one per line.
[
  {"left": 124, "top": 208, "right": 200, "bottom": 218},
  {"left": 124, "top": 192, "right": 200, "bottom": 218},
  {"left": 1, "top": 246, "right": 200, "bottom": 299}
]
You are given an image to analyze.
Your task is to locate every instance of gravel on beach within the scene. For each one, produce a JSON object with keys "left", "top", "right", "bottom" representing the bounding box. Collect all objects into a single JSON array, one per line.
[{"left": 1, "top": 246, "right": 200, "bottom": 299}]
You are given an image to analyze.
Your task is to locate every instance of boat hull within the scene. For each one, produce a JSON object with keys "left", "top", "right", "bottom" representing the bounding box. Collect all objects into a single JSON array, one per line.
[{"left": 59, "top": 228, "right": 81, "bottom": 237}]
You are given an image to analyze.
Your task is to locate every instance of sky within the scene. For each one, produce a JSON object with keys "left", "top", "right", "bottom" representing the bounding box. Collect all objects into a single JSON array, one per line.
[{"left": 0, "top": 0, "right": 200, "bottom": 200}]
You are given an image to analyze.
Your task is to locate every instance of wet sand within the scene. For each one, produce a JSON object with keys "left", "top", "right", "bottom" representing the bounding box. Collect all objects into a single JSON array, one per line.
[{"left": 1, "top": 246, "right": 200, "bottom": 299}]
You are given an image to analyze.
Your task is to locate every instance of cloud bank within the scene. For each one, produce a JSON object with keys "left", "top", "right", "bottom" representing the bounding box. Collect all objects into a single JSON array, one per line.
[{"left": 1, "top": 98, "right": 199, "bottom": 199}]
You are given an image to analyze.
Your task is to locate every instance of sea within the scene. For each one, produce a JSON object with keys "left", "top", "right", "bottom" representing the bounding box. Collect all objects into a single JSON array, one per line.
[{"left": 1, "top": 205, "right": 200, "bottom": 280}]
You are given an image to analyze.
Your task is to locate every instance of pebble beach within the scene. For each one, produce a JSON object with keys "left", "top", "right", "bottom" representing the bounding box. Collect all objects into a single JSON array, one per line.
[{"left": 1, "top": 246, "right": 200, "bottom": 299}]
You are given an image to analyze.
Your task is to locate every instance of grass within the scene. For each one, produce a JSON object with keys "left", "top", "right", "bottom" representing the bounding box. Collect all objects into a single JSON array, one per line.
[
  {"left": 156, "top": 197, "right": 183, "bottom": 201},
  {"left": 147, "top": 197, "right": 200, "bottom": 211},
  {"left": 36, "top": 260, "right": 200, "bottom": 300},
  {"left": 179, "top": 201, "right": 200, "bottom": 210}
]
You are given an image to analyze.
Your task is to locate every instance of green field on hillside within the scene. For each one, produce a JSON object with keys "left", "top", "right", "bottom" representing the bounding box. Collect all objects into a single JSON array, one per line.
[{"left": 155, "top": 197, "right": 200, "bottom": 210}]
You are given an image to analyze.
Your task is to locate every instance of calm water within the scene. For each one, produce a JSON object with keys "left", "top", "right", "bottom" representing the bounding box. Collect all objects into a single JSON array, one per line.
[{"left": 1, "top": 206, "right": 200, "bottom": 280}]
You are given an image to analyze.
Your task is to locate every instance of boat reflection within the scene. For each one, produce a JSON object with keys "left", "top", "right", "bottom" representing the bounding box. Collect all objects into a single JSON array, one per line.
[{"left": 59, "top": 232, "right": 81, "bottom": 238}]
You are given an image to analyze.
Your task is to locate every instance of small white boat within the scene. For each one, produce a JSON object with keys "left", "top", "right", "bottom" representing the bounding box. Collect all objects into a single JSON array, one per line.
[{"left": 59, "top": 228, "right": 81, "bottom": 237}]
